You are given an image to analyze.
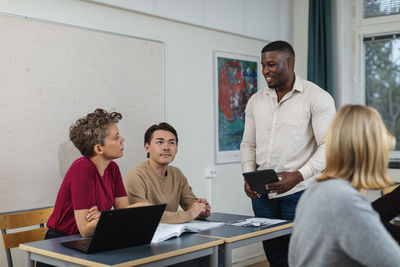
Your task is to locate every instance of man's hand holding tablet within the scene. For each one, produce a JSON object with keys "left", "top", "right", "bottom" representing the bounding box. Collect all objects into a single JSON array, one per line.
[{"left": 243, "top": 169, "right": 280, "bottom": 195}]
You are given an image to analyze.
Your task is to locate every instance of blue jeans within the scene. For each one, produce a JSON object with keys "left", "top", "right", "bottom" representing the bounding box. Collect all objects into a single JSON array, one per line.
[{"left": 251, "top": 190, "right": 304, "bottom": 267}]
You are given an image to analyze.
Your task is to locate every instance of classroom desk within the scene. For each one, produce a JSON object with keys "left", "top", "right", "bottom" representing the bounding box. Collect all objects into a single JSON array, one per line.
[
  {"left": 20, "top": 233, "right": 223, "bottom": 267},
  {"left": 199, "top": 212, "right": 293, "bottom": 267}
]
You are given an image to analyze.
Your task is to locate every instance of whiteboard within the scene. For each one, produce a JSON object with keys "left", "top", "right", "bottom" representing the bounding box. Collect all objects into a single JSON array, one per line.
[{"left": 0, "top": 13, "right": 164, "bottom": 210}]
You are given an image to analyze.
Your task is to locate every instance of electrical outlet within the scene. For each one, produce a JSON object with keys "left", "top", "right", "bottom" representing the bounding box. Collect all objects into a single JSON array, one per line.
[{"left": 204, "top": 168, "right": 217, "bottom": 178}]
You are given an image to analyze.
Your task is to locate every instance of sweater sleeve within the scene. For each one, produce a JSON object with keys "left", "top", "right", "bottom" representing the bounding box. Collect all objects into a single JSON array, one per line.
[
  {"left": 160, "top": 210, "right": 194, "bottom": 224},
  {"left": 161, "top": 170, "right": 198, "bottom": 224},
  {"left": 179, "top": 172, "right": 210, "bottom": 220},
  {"left": 179, "top": 173, "right": 198, "bottom": 211}
]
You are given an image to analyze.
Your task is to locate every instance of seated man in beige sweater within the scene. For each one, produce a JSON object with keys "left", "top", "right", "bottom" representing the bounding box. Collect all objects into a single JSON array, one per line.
[{"left": 125, "top": 122, "right": 211, "bottom": 223}]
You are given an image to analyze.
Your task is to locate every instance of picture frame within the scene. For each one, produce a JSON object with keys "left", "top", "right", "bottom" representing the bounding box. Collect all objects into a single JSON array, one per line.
[{"left": 213, "top": 51, "right": 259, "bottom": 164}]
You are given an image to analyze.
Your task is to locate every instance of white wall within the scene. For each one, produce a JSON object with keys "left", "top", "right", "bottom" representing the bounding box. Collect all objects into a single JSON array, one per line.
[
  {"left": 91, "top": 0, "right": 293, "bottom": 42},
  {"left": 0, "top": 0, "right": 294, "bottom": 266},
  {"left": 292, "top": 0, "right": 309, "bottom": 78}
]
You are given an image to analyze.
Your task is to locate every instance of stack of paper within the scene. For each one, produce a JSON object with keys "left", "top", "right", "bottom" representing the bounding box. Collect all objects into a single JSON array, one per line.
[{"left": 230, "top": 217, "right": 286, "bottom": 227}]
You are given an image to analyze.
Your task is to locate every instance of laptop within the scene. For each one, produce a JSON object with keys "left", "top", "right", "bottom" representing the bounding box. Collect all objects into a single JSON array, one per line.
[
  {"left": 243, "top": 169, "right": 280, "bottom": 194},
  {"left": 61, "top": 204, "right": 166, "bottom": 253}
]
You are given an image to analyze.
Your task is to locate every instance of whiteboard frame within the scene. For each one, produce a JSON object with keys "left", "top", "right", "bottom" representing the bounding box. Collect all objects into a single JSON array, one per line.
[{"left": 0, "top": 11, "right": 166, "bottom": 119}]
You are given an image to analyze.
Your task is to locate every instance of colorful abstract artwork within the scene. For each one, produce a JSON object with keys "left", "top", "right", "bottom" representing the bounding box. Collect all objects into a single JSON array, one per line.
[{"left": 214, "top": 51, "right": 258, "bottom": 164}]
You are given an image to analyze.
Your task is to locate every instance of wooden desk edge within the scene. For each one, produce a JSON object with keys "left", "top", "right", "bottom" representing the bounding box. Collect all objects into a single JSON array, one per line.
[
  {"left": 114, "top": 239, "right": 224, "bottom": 267},
  {"left": 19, "top": 243, "right": 109, "bottom": 267},
  {"left": 198, "top": 222, "right": 293, "bottom": 243},
  {"left": 20, "top": 239, "right": 224, "bottom": 267}
]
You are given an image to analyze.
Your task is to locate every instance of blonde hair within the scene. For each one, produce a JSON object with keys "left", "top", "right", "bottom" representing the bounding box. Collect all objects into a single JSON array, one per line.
[{"left": 317, "top": 105, "right": 395, "bottom": 190}]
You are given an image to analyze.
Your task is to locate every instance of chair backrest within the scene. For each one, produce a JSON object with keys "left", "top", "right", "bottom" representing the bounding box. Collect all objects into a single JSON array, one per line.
[
  {"left": 0, "top": 206, "right": 53, "bottom": 267},
  {"left": 382, "top": 184, "right": 400, "bottom": 196}
]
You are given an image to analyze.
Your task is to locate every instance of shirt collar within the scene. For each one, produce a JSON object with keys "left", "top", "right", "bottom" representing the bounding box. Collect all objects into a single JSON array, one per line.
[
  {"left": 292, "top": 74, "right": 304, "bottom": 93},
  {"left": 265, "top": 73, "right": 303, "bottom": 96}
]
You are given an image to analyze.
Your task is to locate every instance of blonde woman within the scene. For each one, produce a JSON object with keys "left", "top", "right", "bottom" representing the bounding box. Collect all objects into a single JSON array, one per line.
[{"left": 288, "top": 105, "right": 400, "bottom": 267}]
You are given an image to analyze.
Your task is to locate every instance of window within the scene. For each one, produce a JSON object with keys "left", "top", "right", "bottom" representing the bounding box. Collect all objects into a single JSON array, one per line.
[
  {"left": 353, "top": 0, "right": 400, "bottom": 158},
  {"left": 364, "top": 0, "right": 400, "bottom": 18},
  {"left": 364, "top": 35, "right": 400, "bottom": 151}
]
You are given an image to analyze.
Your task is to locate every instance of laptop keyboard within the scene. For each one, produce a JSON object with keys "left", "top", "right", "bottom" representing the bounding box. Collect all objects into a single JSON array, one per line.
[{"left": 68, "top": 238, "right": 92, "bottom": 252}]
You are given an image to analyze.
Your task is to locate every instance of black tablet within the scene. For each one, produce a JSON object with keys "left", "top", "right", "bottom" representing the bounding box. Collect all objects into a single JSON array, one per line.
[{"left": 243, "top": 169, "right": 280, "bottom": 194}]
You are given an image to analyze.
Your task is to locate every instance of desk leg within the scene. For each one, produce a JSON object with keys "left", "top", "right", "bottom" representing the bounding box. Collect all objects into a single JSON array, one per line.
[
  {"left": 24, "top": 251, "right": 34, "bottom": 267},
  {"left": 210, "top": 245, "right": 218, "bottom": 267},
  {"left": 224, "top": 243, "right": 232, "bottom": 267}
]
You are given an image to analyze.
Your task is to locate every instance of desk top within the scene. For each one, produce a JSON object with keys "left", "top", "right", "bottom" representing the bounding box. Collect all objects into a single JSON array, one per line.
[
  {"left": 20, "top": 233, "right": 223, "bottom": 267},
  {"left": 200, "top": 212, "right": 293, "bottom": 243},
  {"left": 203, "top": 212, "right": 253, "bottom": 224}
]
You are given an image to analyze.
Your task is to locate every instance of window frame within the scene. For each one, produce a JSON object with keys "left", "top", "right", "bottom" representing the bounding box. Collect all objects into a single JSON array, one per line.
[{"left": 354, "top": 0, "right": 400, "bottom": 159}]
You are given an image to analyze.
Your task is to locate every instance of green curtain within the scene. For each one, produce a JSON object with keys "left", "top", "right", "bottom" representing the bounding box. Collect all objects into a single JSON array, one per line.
[{"left": 307, "top": 0, "right": 333, "bottom": 96}]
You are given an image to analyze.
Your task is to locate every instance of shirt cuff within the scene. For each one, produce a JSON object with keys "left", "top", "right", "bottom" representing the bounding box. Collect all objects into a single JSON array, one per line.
[
  {"left": 298, "top": 165, "right": 313, "bottom": 180},
  {"left": 241, "top": 162, "right": 256, "bottom": 173}
]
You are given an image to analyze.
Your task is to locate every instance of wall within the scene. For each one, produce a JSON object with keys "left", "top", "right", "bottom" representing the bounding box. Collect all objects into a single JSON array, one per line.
[
  {"left": 0, "top": 13, "right": 164, "bottom": 213},
  {"left": 332, "top": 0, "right": 354, "bottom": 108},
  {"left": 0, "top": 0, "right": 294, "bottom": 266},
  {"left": 90, "top": 0, "right": 293, "bottom": 42},
  {"left": 292, "top": 0, "right": 309, "bottom": 78}
]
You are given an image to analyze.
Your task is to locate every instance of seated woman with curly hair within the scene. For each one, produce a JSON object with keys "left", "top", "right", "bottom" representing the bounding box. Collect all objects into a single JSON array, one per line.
[{"left": 45, "top": 109, "right": 146, "bottom": 240}]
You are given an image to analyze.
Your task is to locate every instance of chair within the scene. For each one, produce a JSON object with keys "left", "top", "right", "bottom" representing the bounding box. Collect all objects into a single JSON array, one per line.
[
  {"left": 0, "top": 206, "right": 53, "bottom": 267},
  {"left": 381, "top": 184, "right": 400, "bottom": 227},
  {"left": 382, "top": 184, "right": 400, "bottom": 196}
]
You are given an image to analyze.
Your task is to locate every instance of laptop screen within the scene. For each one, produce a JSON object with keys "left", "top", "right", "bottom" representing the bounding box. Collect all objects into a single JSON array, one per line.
[{"left": 61, "top": 204, "right": 166, "bottom": 253}]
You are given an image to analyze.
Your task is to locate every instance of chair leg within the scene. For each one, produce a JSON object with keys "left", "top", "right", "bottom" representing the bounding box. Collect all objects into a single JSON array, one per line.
[{"left": 6, "top": 248, "right": 13, "bottom": 267}]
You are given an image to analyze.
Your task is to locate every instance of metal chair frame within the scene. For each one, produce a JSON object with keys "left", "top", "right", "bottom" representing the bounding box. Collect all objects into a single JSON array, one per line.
[{"left": 0, "top": 206, "right": 53, "bottom": 267}]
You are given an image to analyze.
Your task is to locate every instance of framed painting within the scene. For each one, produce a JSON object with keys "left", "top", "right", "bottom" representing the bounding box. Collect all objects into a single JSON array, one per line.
[{"left": 213, "top": 51, "right": 259, "bottom": 164}]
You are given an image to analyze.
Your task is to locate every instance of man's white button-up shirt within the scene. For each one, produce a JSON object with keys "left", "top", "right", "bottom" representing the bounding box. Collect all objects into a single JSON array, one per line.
[{"left": 240, "top": 75, "right": 336, "bottom": 198}]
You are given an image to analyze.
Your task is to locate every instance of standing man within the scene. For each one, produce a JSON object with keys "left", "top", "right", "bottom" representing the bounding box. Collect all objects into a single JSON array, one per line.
[
  {"left": 240, "top": 40, "right": 335, "bottom": 267},
  {"left": 125, "top": 122, "right": 210, "bottom": 224}
]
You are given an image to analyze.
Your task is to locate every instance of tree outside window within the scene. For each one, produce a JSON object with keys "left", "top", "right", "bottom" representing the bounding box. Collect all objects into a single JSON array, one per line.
[
  {"left": 365, "top": 36, "right": 400, "bottom": 150},
  {"left": 364, "top": 0, "right": 400, "bottom": 18}
]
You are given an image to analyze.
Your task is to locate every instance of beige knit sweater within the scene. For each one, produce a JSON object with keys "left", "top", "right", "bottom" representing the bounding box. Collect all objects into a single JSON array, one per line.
[{"left": 124, "top": 161, "right": 203, "bottom": 223}]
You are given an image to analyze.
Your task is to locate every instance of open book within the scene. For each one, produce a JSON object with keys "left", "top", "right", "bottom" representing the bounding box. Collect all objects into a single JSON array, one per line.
[{"left": 151, "top": 220, "right": 224, "bottom": 243}]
